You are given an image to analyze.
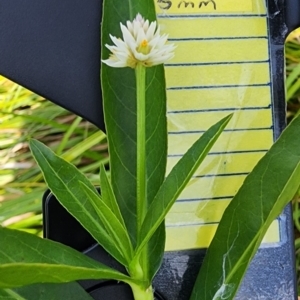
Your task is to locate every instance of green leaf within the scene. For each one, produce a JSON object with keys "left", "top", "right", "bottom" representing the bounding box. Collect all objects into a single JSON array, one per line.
[
  {"left": 61, "top": 131, "right": 106, "bottom": 162},
  {"left": 29, "top": 139, "right": 126, "bottom": 266},
  {"left": 79, "top": 181, "right": 133, "bottom": 262},
  {"left": 190, "top": 114, "right": 300, "bottom": 300},
  {"left": 0, "top": 289, "right": 26, "bottom": 300},
  {"left": 99, "top": 164, "right": 126, "bottom": 227},
  {"left": 101, "top": 0, "right": 167, "bottom": 280},
  {"left": 1, "top": 282, "right": 93, "bottom": 300},
  {"left": 286, "top": 63, "right": 300, "bottom": 101},
  {"left": 135, "top": 115, "right": 232, "bottom": 258},
  {"left": 147, "top": 223, "right": 165, "bottom": 281},
  {"left": 101, "top": 5, "right": 167, "bottom": 242},
  {"left": 0, "top": 227, "right": 133, "bottom": 289}
]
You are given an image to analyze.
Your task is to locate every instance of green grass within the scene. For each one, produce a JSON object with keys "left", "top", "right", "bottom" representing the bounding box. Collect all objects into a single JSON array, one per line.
[
  {"left": 286, "top": 30, "right": 300, "bottom": 122},
  {"left": 0, "top": 76, "right": 108, "bottom": 235},
  {"left": 286, "top": 29, "right": 300, "bottom": 293}
]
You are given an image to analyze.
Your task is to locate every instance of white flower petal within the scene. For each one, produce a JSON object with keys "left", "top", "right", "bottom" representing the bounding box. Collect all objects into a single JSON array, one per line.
[
  {"left": 120, "top": 24, "right": 135, "bottom": 44},
  {"left": 136, "top": 27, "right": 147, "bottom": 45},
  {"left": 105, "top": 44, "right": 119, "bottom": 53},
  {"left": 110, "top": 35, "right": 128, "bottom": 50},
  {"left": 102, "top": 13, "right": 175, "bottom": 68},
  {"left": 126, "top": 21, "right": 133, "bottom": 35},
  {"left": 102, "top": 57, "right": 128, "bottom": 68},
  {"left": 134, "top": 51, "right": 149, "bottom": 61},
  {"left": 146, "top": 21, "right": 157, "bottom": 40},
  {"left": 133, "top": 22, "right": 140, "bottom": 39},
  {"left": 143, "top": 20, "right": 149, "bottom": 32},
  {"left": 135, "top": 13, "right": 144, "bottom": 24}
]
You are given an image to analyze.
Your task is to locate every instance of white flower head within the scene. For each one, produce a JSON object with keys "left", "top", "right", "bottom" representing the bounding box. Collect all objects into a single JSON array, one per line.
[{"left": 102, "top": 13, "right": 175, "bottom": 68}]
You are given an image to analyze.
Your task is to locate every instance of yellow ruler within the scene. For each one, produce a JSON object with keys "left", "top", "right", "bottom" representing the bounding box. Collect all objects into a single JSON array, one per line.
[{"left": 155, "top": 0, "right": 281, "bottom": 251}]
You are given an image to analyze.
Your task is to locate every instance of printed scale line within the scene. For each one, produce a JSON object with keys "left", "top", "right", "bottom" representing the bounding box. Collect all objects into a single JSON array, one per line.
[
  {"left": 166, "top": 221, "right": 220, "bottom": 228},
  {"left": 157, "top": 14, "right": 267, "bottom": 19},
  {"left": 176, "top": 195, "right": 234, "bottom": 202},
  {"left": 168, "top": 149, "right": 269, "bottom": 157},
  {"left": 168, "top": 105, "right": 272, "bottom": 114},
  {"left": 168, "top": 126, "right": 273, "bottom": 134},
  {"left": 193, "top": 172, "right": 249, "bottom": 178},
  {"left": 166, "top": 216, "right": 281, "bottom": 227},
  {"left": 166, "top": 60, "right": 269, "bottom": 67},
  {"left": 168, "top": 36, "right": 268, "bottom": 41},
  {"left": 167, "top": 83, "right": 270, "bottom": 90}
]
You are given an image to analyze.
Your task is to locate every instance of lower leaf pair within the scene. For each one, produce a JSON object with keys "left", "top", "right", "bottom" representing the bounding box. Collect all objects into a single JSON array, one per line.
[{"left": 0, "top": 115, "right": 232, "bottom": 299}]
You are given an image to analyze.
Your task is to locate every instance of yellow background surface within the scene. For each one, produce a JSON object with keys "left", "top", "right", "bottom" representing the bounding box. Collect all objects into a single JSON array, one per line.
[
  {"left": 156, "top": 0, "right": 253, "bottom": 14},
  {"left": 156, "top": 0, "right": 280, "bottom": 251}
]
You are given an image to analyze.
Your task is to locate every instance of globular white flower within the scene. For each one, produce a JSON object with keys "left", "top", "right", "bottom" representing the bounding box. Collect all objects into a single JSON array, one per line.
[{"left": 102, "top": 13, "right": 175, "bottom": 68}]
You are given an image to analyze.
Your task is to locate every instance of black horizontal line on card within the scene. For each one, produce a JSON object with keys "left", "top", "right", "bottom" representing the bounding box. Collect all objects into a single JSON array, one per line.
[
  {"left": 167, "top": 83, "right": 271, "bottom": 90},
  {"left": 157, "top": 14, "right": 267, "bottom": 19},
  {"left": 193, "top": 172, "right": 249, "bottom": 178},
  {"left": 165, "top": 60, "right": 269, "bottom": 67},
  {"left": 168, "top": 149, "right": 268, "bottom": 157},
  {"left": 166, "top": 221, "right": 220, "bottom": 228},
  {"left": 176, "top": 196, "right": 234, "bottom": 202},
  {"left": 168, "top": 127, "right": 273, "bottom": 134},
  {"left": 168, "top": 36, "right": 268, "bottom": 41},
  {"left": 168, "top": 105, "right": 272, "bottom": 114}
]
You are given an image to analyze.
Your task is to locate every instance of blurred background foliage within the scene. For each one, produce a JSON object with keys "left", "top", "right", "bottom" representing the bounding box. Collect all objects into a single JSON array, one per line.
[
  {"left": 0, "top": 29, "right": 300, "bottom": 291},
  {"left": 0, "top": 79, "right": 108, "bottom": 236},
  {"left": 288, "top": 30, "right": 300, "bottom": 294}
]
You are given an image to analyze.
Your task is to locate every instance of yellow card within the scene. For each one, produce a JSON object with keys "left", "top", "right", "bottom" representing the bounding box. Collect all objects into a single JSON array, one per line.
[
  {"left": 156, "top": 0, "right": 281, "bottom": 251},
  {"left": 156, "top": 0, "right": 253, "bottom": 14}
]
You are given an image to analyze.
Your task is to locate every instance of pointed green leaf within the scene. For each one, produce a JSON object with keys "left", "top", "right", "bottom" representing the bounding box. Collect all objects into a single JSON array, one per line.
[
  {"left": 80, "top": 181, "right": 133, "bottom": 262},
  {"left": 0, "top": 227, "right": 134, "bottom": 289},
  {"left": 147, "top": 223, "right": 165, "bottom": 281},
  {"left": 29, "top": 139, "right": 126, "bottom": 266},
  {"left": 135, "top": 115, "right": 232, "bottom": 257},
  {"left": 99, "top": 164, "right": 126, "bottom": 228},
  {"left": 101, "top": 0, "right": 167, "bottom": 250},
  {"left": 190, "top": 114, "right": 300, "bottom": 300},
  {"left": 101, "top": 0, "right": 168, "bottom": 280},
  {"left": 61, "top": 131, "right": 106, "bottom": 162},
  {"left": 1, "top": 283, "right": 93, "bottom": 300}
]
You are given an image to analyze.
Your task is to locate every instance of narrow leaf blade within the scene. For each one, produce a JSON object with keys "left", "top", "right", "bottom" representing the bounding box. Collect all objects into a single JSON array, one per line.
[
  {"left": 0, "top": 227, "right": 132, "bottom": 289},
  {"left": 29, "top": 139, "right": 126, "bottom": 266},
  {"left": 101, "top": 0, "right": 168, "bottom": 280},
  {"left": 190, "top": 114, "right": 300, "bottom": 300},
  {"left": 100, "top": 164, "right": 126, "bottom": 228},
  {"left": 101, "top": 0, "right": 167, "bottom": 250},
  {"left": 80, "top": 181, "right": 133, "bottom": 262},
  {"left": 136, "top": 115, "right": 232, "bottom": 256}
]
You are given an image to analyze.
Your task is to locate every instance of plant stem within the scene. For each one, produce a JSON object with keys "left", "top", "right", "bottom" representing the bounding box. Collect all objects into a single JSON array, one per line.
[
  {"left": 135, "top": 63, "right": 148, "bottom": 280},
  {"left": 136, "top": 63, "right": 147, "bottom": 232},
  {"left": 130, "top": 283, "right": 154, "bottom": 300}
]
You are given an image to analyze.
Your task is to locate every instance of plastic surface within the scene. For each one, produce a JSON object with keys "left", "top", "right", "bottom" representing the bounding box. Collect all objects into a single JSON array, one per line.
[
  {"left": 285, "top": 0, "right": 300, "bottom": 32},
  {"left": 0, "top": 1, "right": 104, "bottom": 130}
]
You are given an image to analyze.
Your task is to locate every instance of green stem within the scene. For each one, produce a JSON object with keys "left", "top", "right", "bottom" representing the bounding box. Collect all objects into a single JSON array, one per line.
[
  {"left": 130, "top": 283, "right": 154, "bottom": 300},
  {"left": 135, "top": 63, "right": 148, "bottom": 280},
  {"left": 136, "top": 63, "right": 147, "bottom": 233}
]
